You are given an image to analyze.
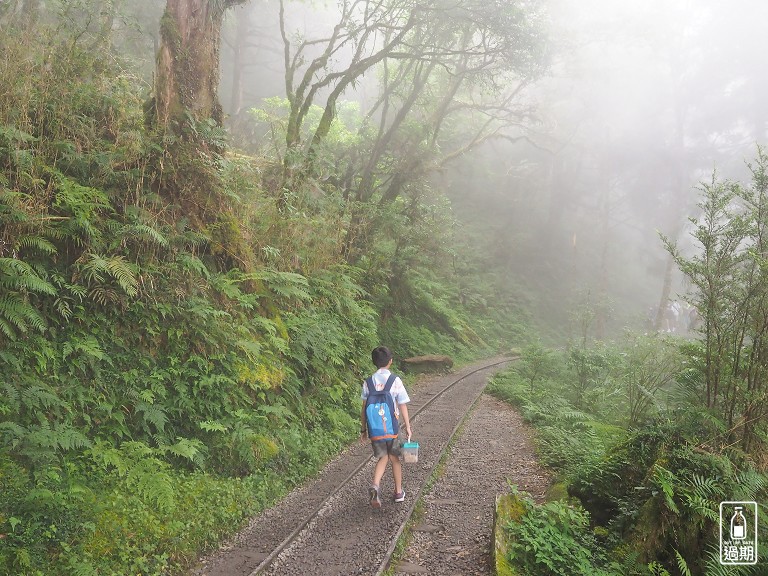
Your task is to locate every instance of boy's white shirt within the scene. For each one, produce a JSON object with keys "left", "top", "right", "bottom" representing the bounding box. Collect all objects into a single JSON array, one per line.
[{"left": 361, "top": 368, "right": 410, "bottom": 417}]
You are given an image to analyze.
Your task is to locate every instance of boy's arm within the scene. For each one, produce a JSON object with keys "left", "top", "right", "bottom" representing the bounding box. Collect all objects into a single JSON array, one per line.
[
  {"left": 398, "top": 403, "right": 412, "bottom": 441},
  {"left": 360, "top": 405, "right": 367, "bottom": 439}
]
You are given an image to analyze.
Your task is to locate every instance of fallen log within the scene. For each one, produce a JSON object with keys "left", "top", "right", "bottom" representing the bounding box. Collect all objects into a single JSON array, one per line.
[{"left": 401, "top": 354, "right": 454, "bottom": 373}]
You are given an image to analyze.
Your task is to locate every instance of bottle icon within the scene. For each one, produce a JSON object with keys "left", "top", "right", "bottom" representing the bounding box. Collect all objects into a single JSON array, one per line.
[{"left": 731, "top": 506, "right": 746, "bottom": 540}]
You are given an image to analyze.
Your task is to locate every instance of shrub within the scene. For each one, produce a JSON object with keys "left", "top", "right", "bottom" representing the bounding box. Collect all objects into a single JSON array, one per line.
[{"left": 503, "top": 488, "right": 620, "bottom": 576}]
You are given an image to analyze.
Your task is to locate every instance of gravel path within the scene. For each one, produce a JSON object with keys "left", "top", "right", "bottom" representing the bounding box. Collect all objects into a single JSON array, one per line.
[
  {"left": 191, "top": 359, "right": 550, "bottom": 576},
  {"left": 390, "top": 393, "right": 550, "bottom": 575}
]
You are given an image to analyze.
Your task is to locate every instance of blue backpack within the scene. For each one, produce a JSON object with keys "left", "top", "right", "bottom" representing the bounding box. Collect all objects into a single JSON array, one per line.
[{"left": 364, "top": 374, "right": 399, "bottom": 442}]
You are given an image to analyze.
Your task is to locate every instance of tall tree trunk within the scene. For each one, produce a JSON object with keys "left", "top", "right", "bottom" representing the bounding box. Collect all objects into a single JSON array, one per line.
[
  {"left": 153, "top": 0, "right": 247, "bottom": 134},
  {"left": 147, "top": 0, "right": 248, "bottom": 225},
  {"left": 595, "top": 180, "right": 611, "bottom": 340}
]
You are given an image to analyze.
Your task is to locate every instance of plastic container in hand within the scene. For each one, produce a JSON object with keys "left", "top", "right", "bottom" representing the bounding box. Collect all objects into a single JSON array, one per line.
[{"left": 402, "top": 441, "right": 419, "bottom": 463}]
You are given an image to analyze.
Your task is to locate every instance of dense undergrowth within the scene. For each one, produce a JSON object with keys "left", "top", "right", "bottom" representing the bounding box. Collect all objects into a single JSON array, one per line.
[
  {"left": 0, "top": 20, "right": 526, "bottom": 576},
  {"left": 489, "top": 334, "right": 767, "bottom": 576}
]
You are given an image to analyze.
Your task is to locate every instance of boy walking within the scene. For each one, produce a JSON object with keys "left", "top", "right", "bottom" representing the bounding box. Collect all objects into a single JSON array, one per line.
[{"left": 361, "top": 346, "right": 412, "bottom": 508}]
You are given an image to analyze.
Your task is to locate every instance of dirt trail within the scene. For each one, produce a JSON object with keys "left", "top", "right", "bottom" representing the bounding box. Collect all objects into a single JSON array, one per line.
[{"left": 391, "top": 394, "right": 550, "bottom": 575}]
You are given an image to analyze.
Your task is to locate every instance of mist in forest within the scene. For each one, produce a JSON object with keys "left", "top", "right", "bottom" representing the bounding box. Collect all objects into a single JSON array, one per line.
[
  {"left": 434, "top": 0, "right": 768, "bottom": 338},
  {"left": 213, "top": 0, "right": 768, "bottom": 338},
  {"left": 91, "top": 0, "right": 755, "bottom": 338}
]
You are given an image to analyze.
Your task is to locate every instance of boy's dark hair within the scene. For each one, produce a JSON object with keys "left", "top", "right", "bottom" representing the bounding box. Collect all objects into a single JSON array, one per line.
[{"left": 372, "top": 346, "right": 393, "bottom": 368}]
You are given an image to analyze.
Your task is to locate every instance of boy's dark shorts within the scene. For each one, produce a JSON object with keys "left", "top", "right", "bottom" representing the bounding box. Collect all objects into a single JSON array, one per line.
[{"left": 371, "top": 436, "right": 401, "bottom": 459}]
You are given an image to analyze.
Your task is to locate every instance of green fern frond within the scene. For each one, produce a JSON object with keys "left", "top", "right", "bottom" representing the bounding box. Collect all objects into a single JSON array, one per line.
[
  {"left": 674, "top": 550, "right": 692, "bottom": 576},
  {"left": 652, "top": 464, "right": 680, "bottom": 514},
  {"left": 75, "top": 253, "right": 138, "bottom": 299},
  {"left": 54, "top": 297, "right": 73, "bottom": 320},
  {"left": 0, "top": 257, "right": 56, "bottom": 295},
  {"left": 105, "top": 255, "right": 138, "bottom": 296},
  {"left": 0, "top": 124, "right": 37, "bottom": 146},
  {"left": 14, "top": 235, "right": 57, "bottom": 256},
  {"left": 62, "top": 335, "right": 110, "bottom": 363},
  {"left": 235, "top": 339, "right": 263, "bottom": 360},
  {"left": 0, "top": 295, "right": 47, "bottom": 335},
  {"left": 247, "top": 269, "right": 312, "bottom": 302},
  {"left": 125, "top": 456, "right": 175, "bottom": 511},
  {"left": 128, "top": 224, "right": 169, "bottom": 248},
  {"left": 20, "top": 385, "right": 62, "bottom": 411},
  {"left": 160, "top": 437, "right": 205, "bottom": 465},
  {"left": 0, "top": 317, "right": 16, "bottom": 339},
  {"left": 257, "top": 403, "right": 296, "bottom": 424},
  {"left": 0, "top": 381, "right": 20, "bottom": 413},
  {"left": 685, "top": 494, "right": 719, "bottom": 522},
  {"left": 0, "top": 189, "right": 30, "bottom": 222},
  {"left": 88, "top": 440, "right": 176, "bottom": 511},
  {"left": 63, "top": 557, "right": 97, "bottom": 576},
  {"left": 87, "top": 286, "right": 120, "bottom": 305},
  {"left": 171, "top": 229, "right": 210, "bottom": 250},
  {"left": 689, "top": 473, "right": 719, "bottom": 495},
  {"left": 554, "top": 408, "right": 590, "bottom": 422},
  {"left": 200, "top": 420, "right": 229, "bottom": 432},
  {"left": 648, "top": 561, "right": 671, "bottom": 575},
  {"left": 175, "top": 253, "right": 211, "bottom": 278},
  {"left": 733, "top": 469, "right": 767, "bottom": 500},
  {"left": 136, "top": 402, "right": 168, "bottom": 433},
  {"left": 51, "top": 423, "right": 91, "bottom": 451}
]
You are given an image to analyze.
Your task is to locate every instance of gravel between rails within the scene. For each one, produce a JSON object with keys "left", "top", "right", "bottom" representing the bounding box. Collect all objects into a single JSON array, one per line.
[
  {"left": 390, "top": 394, "right": 551, "bottom": 576},
  {"left": 191, "top": 357, "right": 546, "bottom": 576}
]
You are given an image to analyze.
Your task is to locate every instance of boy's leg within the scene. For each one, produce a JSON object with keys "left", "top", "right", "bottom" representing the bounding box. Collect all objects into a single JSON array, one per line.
[
  {"left": 372, "top": 455, "right": 389, "bottom": 487},
  {"left": 369, "top": 455, "right": 388, "bottom": 508},
  {"left": 390, "top": 453, "right": 403, "bottom": 494}
]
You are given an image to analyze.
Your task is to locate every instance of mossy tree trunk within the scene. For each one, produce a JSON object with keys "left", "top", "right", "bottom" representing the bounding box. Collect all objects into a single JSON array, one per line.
[
  {"left": 154, "top": 0, "right": 247, "bottom": 133},
  {"left": 148, "top": 0, "right": 249, "bottom": 245}
]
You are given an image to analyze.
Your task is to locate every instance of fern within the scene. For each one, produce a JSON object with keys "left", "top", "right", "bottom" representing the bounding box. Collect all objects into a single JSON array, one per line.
[
  {"left": 24, "top": 422, "right": 90, "bottom": 452},
  {"left": 0, "top": 255, "right": 57, "bottom": 337},
  {"left": 0, "top": 380, "right": 20, "bottom": 415},
  {"left": 648, "top": 561, "right": 671, "bottom": 575},
  {"left": 135, "top": 401, "right": 168, "bottom": 434},
  {"left": 50, "top": 173, "right": 111, "bottom": 247},
  {"left": 0, "top": 257, "right": 56, "bottom": 294},
  {"left": 13, "top": 234, "right": 57, "bottom": 256},
  {"left": 0, "top": 296, "right": 46, "bottom": 337},
  {"left": 114, "top": 221, "right": 169, "bottom": 250},
  {"left": 88, "top": 440, "right": 176, "bottom": 512},
  {"left": 674, "top": 550, "right": 692, "bottom": 576},
  {"left": 651, "top": 465, "right": 680, "bottom": 514},
  {"left": 248, "top": 269, "right": 312, "bottom": 303},
  {"left": 170, "top": 229, "right": 210, "bottom": 251},
  {"left": 62, "top": 335, "right": 110, "bottom": 363},
  {"left": 73, "top": 252, "right": 138, "bottom": 300},
  {"left": 733, "top": 469, "right": 767, "bottom": 501},
  {"left": 159, "top": 437, "right": 206, "bottom": 466},
  {"left": 20, "top": 385, "right": 62, "bottom": 411},
  {"left": 175, "top": 253, "right": 211, "bottom": 278},
  {"left": 199, "top": 420, "right": 228, "bottom": 433}
]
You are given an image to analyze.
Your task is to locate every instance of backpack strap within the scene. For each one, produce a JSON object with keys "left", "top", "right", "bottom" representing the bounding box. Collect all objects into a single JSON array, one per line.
[
  {"left": 366, "top": 374, "right": 397, "bottom": 396},
  {"left": 382, "top": 373, "right": 398, "bottom": 393}
]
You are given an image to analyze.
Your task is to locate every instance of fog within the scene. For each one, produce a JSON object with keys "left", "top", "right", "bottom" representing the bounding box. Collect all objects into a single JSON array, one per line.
[
  {"left": 97, "top": 0, "right": 765, "bottom": 338},
  {"left": 212, "top": 0, "right": 768, "bottom": 338},
  {"left": 518, "top": 0, "right": 768, "bottom": 335}
]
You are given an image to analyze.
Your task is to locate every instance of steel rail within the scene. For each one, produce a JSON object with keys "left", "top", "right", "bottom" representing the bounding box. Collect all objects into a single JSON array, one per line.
[{"left": 248, "top": 356, "right": 517, "bottom": 576}]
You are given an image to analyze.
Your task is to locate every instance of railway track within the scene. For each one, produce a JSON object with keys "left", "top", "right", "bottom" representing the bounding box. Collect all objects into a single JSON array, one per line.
[{"left": 193, "top": 356, "right": 516, "bottom": 576}]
